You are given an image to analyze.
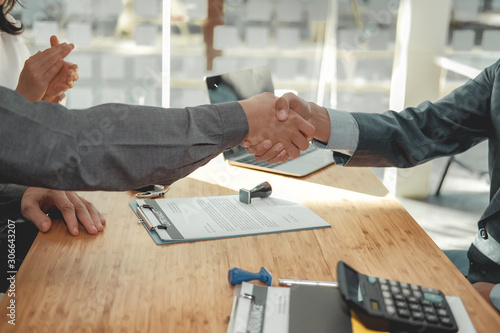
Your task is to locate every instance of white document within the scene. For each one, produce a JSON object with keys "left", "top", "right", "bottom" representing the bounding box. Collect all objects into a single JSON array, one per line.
[{"left": 135, "top": 195, "right": 330, "bottom": 244}]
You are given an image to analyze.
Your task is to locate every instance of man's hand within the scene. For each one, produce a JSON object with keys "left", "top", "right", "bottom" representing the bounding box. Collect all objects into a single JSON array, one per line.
[
  {"left": 244, "top": 93, "right": 330, "bottom": 162},
  {"left": 247, "top": 140, "right": 289, "bottom": 164},
  {"left": 15, "top": 36, "right": 76, "bottom": 103},
  {"left": 20, "top": 187, "right": 106, "bottom": 236},
  {"left": 275, "top": 92, "right": 313, "bottom": 121},
  {"left": 473, "top": 282, "right": 499, "bottom": 312},
  {"left": 274, "top": 93, "right": 330, "bottom": 142},
  {"left": 238, "top": 92, "right": 315, "bottom": 160}
]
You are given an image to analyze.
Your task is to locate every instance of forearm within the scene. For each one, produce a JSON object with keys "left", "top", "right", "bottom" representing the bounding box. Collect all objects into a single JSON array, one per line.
[
  {"left": 339, "top": 66, "right": 496, "bottom": 168},
  {"left": 0, "top": 87, "right": 248, "bottom": 191},
  {"left": 348, "top": 100, "right": 489, "bottom": 168}
]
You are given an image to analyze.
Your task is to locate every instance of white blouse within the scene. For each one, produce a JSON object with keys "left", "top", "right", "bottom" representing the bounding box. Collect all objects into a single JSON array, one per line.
[{"left": 0, "top": 14, "right": 31, "bottom": 90}]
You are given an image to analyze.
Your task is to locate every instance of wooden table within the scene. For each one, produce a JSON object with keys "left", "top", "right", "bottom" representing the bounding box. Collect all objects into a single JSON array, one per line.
[{"left": 1, "top": 159, "right": 499, "bottom": 332}]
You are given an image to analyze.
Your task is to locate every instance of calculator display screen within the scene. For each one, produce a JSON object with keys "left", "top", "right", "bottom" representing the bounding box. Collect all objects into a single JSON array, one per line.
[{"left": 343, "top": 263, "right": 364, "bottom": 303}]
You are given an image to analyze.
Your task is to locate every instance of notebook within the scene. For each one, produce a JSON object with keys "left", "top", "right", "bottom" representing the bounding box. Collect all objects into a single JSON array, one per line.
[{"left": 204, "top": 66, "right": 335, "bottom": 177}]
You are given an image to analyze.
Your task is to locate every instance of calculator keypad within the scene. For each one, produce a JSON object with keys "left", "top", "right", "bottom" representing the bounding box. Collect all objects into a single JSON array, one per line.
[{"left": 374, "top": 277, "right": 455, "bottom": 328}]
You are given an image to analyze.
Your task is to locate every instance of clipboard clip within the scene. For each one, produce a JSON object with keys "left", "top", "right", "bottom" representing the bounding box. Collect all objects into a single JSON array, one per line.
[
  {"left": 137, "top": 204, "right": 169, "bottom": 230},
  {"left": 136, "top": 184, "right": 170, "bottom": 199}
]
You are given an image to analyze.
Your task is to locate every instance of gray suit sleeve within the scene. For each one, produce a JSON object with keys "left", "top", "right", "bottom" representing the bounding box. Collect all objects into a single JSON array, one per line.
[
  {"left": 337, "top": 60, "right": 498, "bottom": 168},
  {"left": 0, "top": 87, "right": 249, "bottom": 191},
  {"left": 0, "top": 184, "right": 27, "bottom": 219}
]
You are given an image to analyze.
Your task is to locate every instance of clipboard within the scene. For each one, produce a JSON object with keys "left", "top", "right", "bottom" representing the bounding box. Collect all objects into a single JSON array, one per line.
[
  {"left": 129, "top": 201, "right": 179, "bottom": 244},
  {"left": 226, "top": 283, "right": 476, "bottom": 333},
  {"left": 227, "top": 282, "right": 290, "bottom": 333},
  {"left": 129, "top": 194, "right": 331, "bottom": 245}
]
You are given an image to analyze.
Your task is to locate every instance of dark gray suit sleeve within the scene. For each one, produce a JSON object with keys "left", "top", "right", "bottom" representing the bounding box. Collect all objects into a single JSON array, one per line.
[
  {"left": 336, "top": 60, "right": 497, "bottom": 168},
  {"left": 0, "top": 184, "right": 27, "bottom": 219},
  {"left": 0, "top": 87, "right": 249, "bottom": 191}
]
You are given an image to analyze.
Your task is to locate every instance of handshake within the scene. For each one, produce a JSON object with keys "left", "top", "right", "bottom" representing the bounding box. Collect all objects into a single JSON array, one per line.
[{"left": 238, "top": 92, "right": 331, "bottom": 164}]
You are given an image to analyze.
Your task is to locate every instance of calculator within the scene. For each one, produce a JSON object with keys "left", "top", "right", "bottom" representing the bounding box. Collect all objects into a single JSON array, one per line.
[{"left": 337, "top": 261, "right": 458, "bottom": 333}]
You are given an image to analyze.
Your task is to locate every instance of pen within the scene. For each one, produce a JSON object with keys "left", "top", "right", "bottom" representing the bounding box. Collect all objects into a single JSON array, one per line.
[{"left": 279, "top": 278, "right": 338, "bottom": 288}]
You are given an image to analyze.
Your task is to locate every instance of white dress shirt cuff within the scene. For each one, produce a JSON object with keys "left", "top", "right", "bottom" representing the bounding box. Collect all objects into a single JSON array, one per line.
[{"left": 312, "top": 108, "right": 359, "bottom": 156}]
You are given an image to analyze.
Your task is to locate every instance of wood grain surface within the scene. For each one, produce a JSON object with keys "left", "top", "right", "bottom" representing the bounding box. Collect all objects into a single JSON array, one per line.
[{"left": 1, "top": 159, "right": 498, "bottom": 332}]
